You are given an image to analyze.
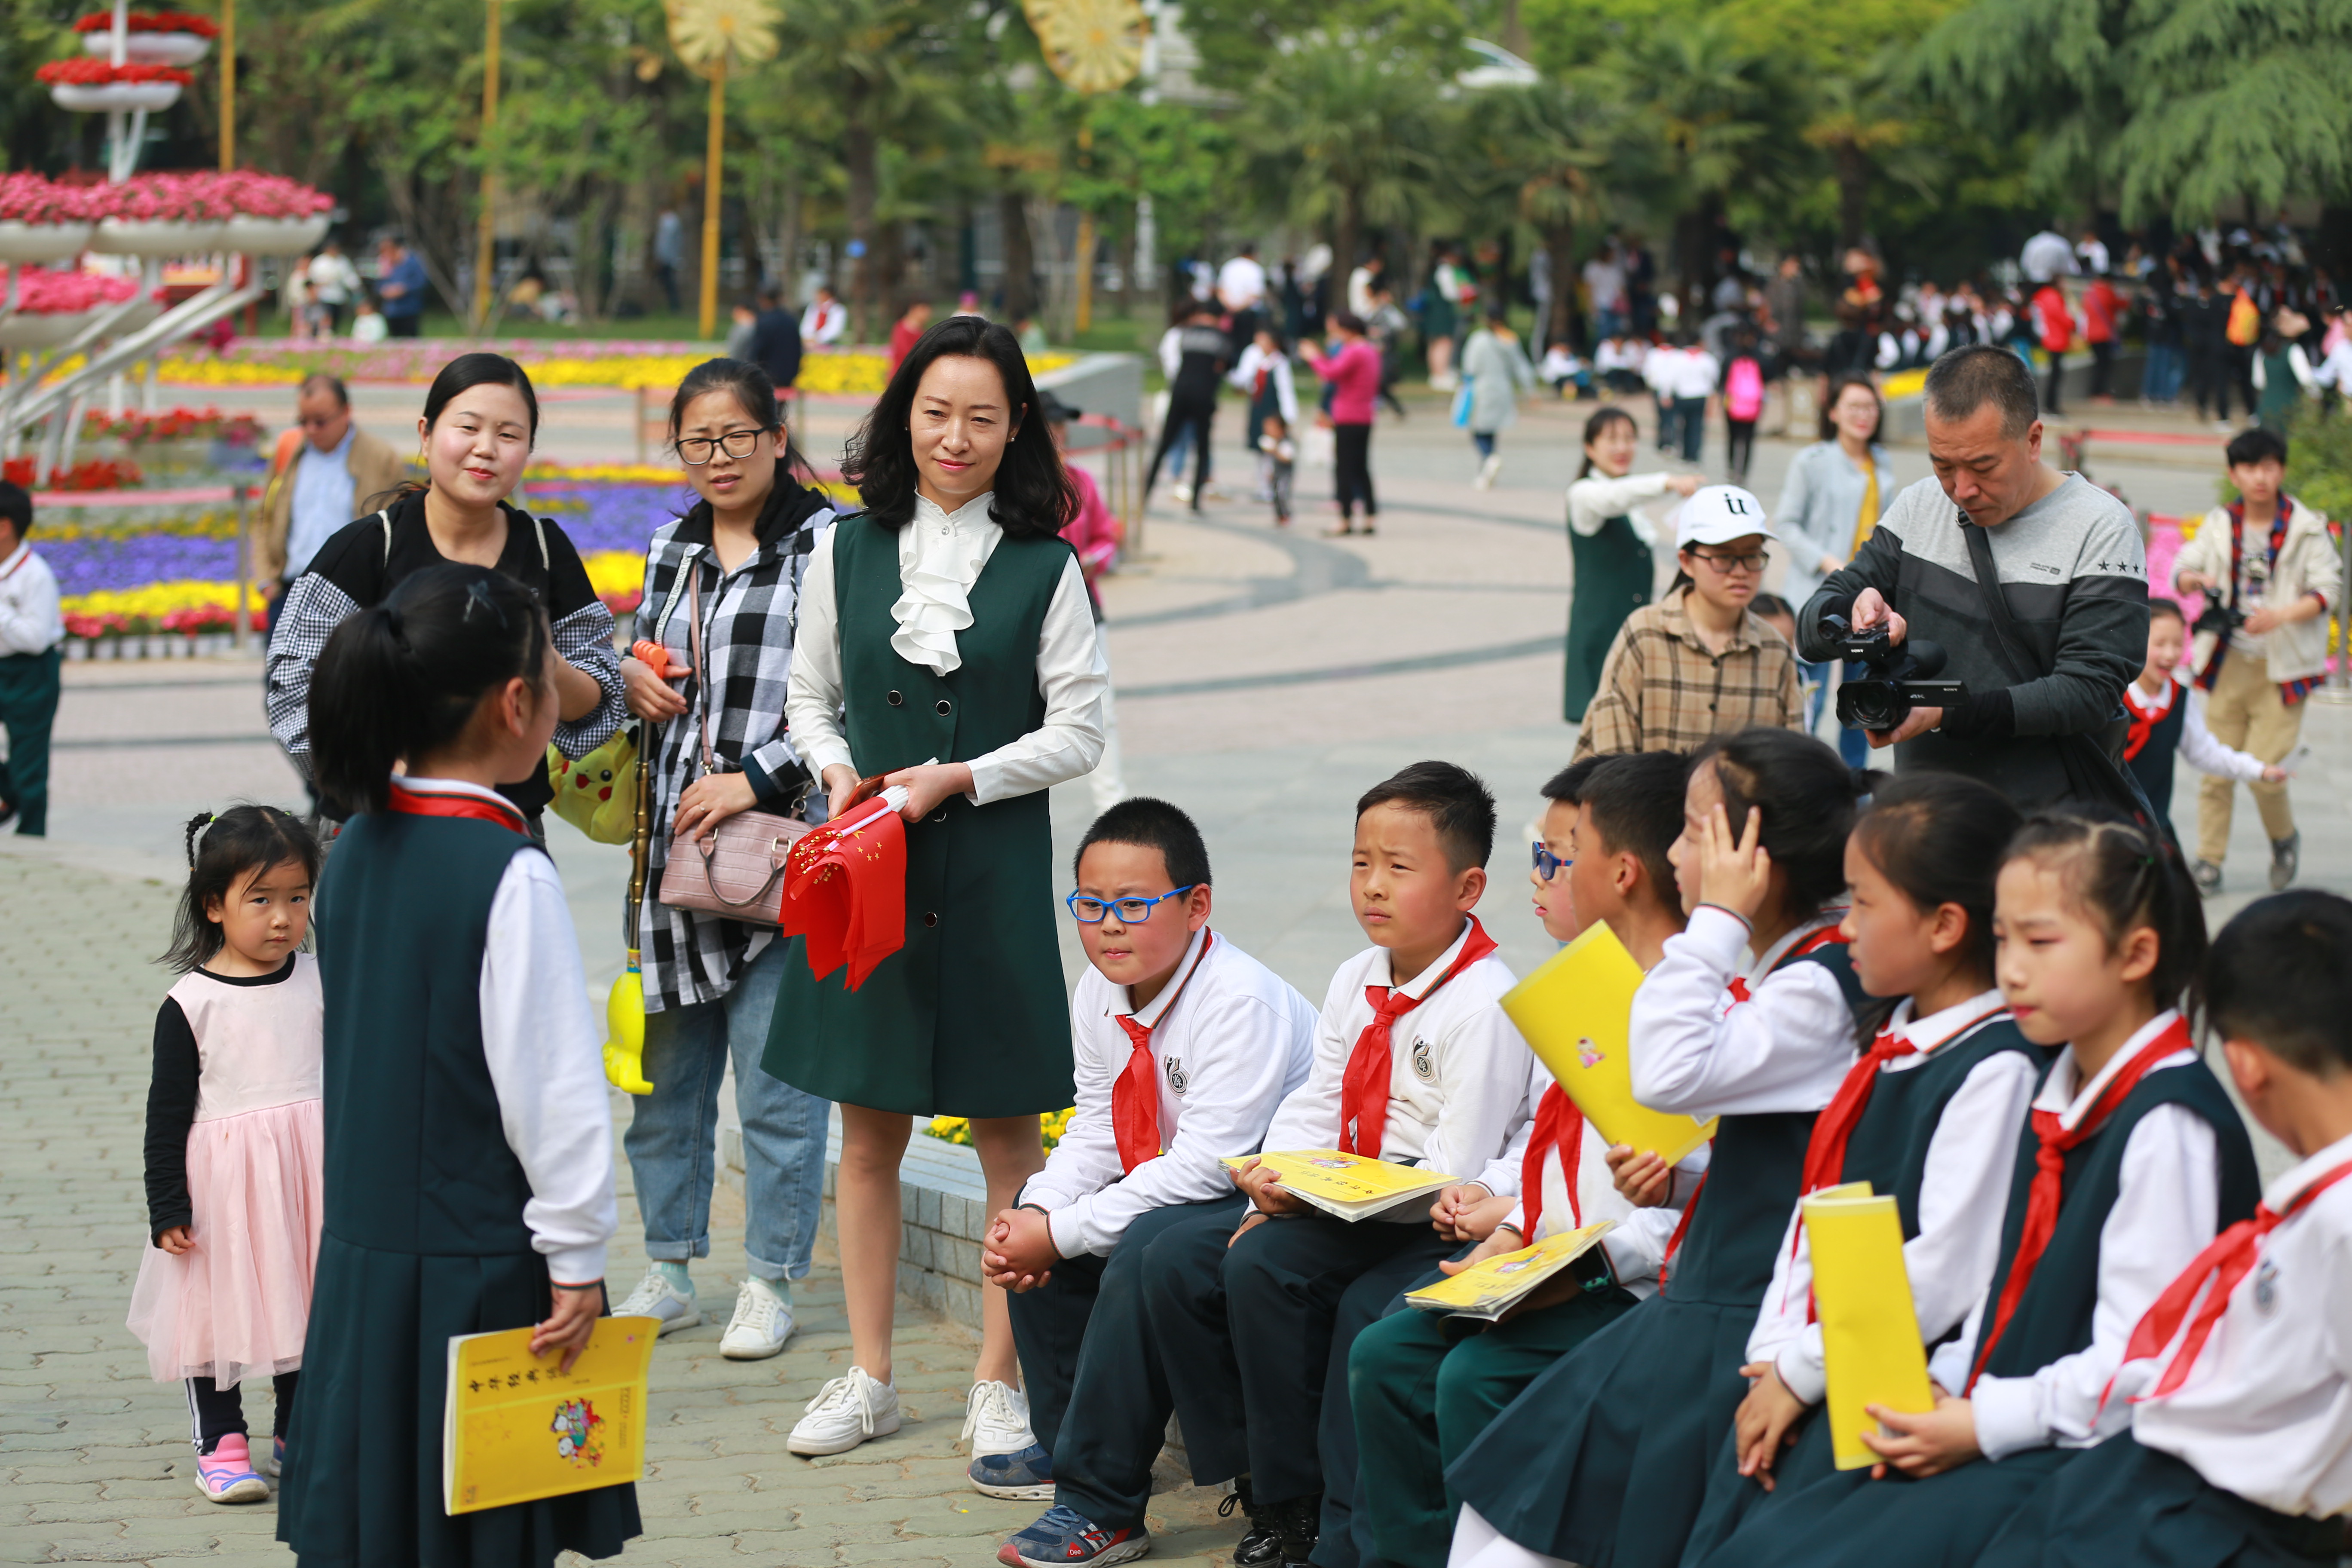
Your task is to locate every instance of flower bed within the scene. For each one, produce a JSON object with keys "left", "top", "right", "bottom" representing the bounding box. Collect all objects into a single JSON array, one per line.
[
  {"left": 82, "top": 404, "right": 263, "bottom": 447},
  {"left": 151, "top": 337, "right": 1074, "bottom": 393},
  {"left": 0, "top": 173, "right": 107, "bottom": 225},
  {"left": 37, "top": 58, "right": 192, "bottom": 86},
  {"left": 0, "top": 171, "right": 329, "bottom": 225},
  {"left": 1, "top": 456, "right": 145, "bottom": 491},
  {"left": 74, "top": 10, "right": 220, "bottom": 34},
  {"left": 2, "top": 265, "right": 144, "bottom": 313},
  {"left": 927, "top": 1110, "right": 1076, "bottom": 1151}
]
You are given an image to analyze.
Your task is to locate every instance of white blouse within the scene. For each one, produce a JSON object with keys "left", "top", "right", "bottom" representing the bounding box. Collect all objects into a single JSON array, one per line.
[
  {"left": 1567, "top": 471, "right": 1672, "bottom": 544},
  {"left": 786, "top": 493, "right": 1108, "bottom": 806}
]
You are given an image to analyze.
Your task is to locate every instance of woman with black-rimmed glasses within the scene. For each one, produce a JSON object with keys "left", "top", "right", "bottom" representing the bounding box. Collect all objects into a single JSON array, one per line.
[{"left": 608, "top": 357, "right": 839, "bottom": 1366}]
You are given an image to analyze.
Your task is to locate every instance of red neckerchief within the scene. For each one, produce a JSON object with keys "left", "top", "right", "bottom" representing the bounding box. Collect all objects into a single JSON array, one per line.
[
  {"left": 1338, "top": 918, "right": 1500, "bottom": 1158},
  {"left": 1966, "top": 1016, "right": 2191, "bottom": 1391},
  {"left": 1725, "top": 921, "right": 1845, "bottom": 1004},
  {"left": 1109, "top": 930, "right": 1215, "bottom": 1175},
  {"left": 1661, "top": 919, "right": 1850, "bottom": 1287},
  {"left": 1795, "top": 997, "right": 2010, "bottom": 1322},
  {"left": 1519, "top": 1083, "right": 1585, "bottom": 1240},
  {"left": 2099, "top": 1160, "right": 2352, "bottom": 1414},
  {"left": 2122, "top": 677, "right": 2178, "bottom": 762},
  {"left": 386, "top": 778, "right": 529, "bottom": 834}
]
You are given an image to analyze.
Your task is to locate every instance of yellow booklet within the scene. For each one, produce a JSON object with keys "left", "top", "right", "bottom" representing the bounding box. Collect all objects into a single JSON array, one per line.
[
  {"left": 1803, "top": 1186, "right": 1935, "bottom": 1470},
  {"left": 1404, "top": 1221, "right": 1616, "bottom": 1320},
  {"left": 442, "top": 1316, "right": 659, "bottom": 1516},
  {"left": 1500, "top": 923, "right": 1716, "bottom": 1167},
  {"left": 1222, "top": 1149, "right": 1458, "bottom": 1221}
]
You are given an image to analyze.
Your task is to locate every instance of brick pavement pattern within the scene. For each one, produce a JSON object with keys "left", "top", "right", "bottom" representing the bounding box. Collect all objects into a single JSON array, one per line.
[{"left": 0, "top": 850, "right": 1236, "bottom": 1566}]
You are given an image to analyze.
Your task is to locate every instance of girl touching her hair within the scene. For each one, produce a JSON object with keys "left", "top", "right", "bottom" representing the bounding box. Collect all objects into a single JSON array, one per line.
[
  {"left": 279, "top": 564, "right": 638, "bottom": 1567},
  {"left": 265, "top": 352, "right": 624, "bottom": 830}
]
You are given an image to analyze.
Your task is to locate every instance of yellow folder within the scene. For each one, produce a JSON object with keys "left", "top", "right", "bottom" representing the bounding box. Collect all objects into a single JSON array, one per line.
[
  {"left": 443, "top": 1316, "right": 659, "bottom": 1515},
  {"left": 1802, "top": 1187, "right": 1936, "bottom": 1470},
  {"left": 1403, "top": 1221, "right": 1616, "bottom": 1320},
  {"left": 1221, "top": 1149, "right": 1458, "bottom": 1221},
  {"left": 1499, "top": 923, "right": 1716, "bottom": 1167}
]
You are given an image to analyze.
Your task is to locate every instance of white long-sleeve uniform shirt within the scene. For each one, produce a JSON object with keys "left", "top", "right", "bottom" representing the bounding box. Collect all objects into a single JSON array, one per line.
[
  {"left": 1629, "top": 907, "right": 1857, "bottom": 1121},
  {"left": 1567, "top": 471, "right": 1673, "bottom": 547},
  {"left": 417, "top": 776, "right": 620, "bottom": 1286},
  {"left": 1262, "top": 922, "right": 1530, "bottom": 1222},
  {"left": 1925, "top": 1011, "right": 2219, "bottom": 1460},
  {"left": 2117, "top": 1128, "right": 2352, "bottom": 1519},
  {"left": 1480, "top": 1054, "right": 1702, "bottom": 1301},
  {"left": 784, "top": 495, "right": 1107, "bottom": 806},
  {"left": 1022, "top": 927, "right": 1317, "bottom": 1257},
  {"left": 0, "top": 542, "right": 64, "bottom": 655},
  {"left": 1228, "top": 342, "right": 1301, "bottom": 426},
  {"left": 1746, "top": 992, "right": 2042, "bottom": 1405},
  {"left": 2124, "top": 676, "right": 2271, "bottom": 784}
]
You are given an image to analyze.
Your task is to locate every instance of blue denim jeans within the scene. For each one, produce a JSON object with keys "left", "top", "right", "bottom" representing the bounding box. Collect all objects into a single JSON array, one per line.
[{"left": 622, "top": 941, "right": 827, "bottom": 1282}]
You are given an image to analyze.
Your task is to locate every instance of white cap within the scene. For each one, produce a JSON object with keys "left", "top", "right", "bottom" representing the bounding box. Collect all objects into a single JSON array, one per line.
[{"left": 1675, "top": 484, "right": 1776, "bottom": 548}]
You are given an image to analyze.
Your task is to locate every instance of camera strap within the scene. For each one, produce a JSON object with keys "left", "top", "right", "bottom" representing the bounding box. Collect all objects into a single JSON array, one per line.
[{"left": 1960, "top": 509, "right": 2156, "bottom": 824}]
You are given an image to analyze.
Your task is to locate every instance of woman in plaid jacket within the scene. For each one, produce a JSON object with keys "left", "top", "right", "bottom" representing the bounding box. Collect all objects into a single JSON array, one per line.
[{"left": 609, "top": 358, "right": 840, "bottom": 1363}]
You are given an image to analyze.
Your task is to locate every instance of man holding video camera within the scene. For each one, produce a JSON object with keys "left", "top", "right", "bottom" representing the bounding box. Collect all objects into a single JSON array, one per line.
[{"left": 1797, "top": 345, "right": 2148, "bottom": 806}]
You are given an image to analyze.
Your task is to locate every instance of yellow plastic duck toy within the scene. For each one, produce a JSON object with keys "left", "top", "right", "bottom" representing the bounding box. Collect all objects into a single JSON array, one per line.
[{"left": 603, "top": 949, "right": 654, "bottom": 1095}]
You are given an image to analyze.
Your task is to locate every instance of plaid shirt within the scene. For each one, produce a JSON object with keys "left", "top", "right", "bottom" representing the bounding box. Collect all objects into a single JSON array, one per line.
[
  {"left": 1571, "top": 588, "right": 1805, "bottom": 761},
  {"left": 637, "top": 484, "right": 836, "bottom": 1013}
]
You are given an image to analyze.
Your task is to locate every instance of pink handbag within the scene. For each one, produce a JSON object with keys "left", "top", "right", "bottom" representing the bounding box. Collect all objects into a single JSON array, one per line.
[{"left": 655, "top": 569, "right": 812, "bottom": 927}]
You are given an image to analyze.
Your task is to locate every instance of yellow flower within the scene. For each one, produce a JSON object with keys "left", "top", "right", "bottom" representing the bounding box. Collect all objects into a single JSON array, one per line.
[{"left": 63, "top": 579, "right": 265, "bottom": 617}]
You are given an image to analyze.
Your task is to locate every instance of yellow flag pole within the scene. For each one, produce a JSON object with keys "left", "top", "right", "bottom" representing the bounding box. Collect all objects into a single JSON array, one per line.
[
  {"left": 473, "top": 0, "right": 502, "bottom": 332},
  {"left": 698, "top": 55, "right": 725, "bottom": 340},
  {"left": 216, "top": 0, "right": 234, "bottom": 170},
  {"left": 1074, "top": 122, "right": 1094, "bottom": 336}
]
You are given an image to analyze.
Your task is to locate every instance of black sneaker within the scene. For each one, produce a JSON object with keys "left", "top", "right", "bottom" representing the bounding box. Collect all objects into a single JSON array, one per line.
[
  {"left": 1273, "top": 1492, "right": 1321, "bottom": 1568},
  {"left": 2271, "top": 831, "right": 2300, "bottom": 891}
]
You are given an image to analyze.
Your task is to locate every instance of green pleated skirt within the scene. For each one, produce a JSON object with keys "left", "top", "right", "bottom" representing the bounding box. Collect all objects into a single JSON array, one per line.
[
  {"left": 1447, "top": 1293, "right": 1753, "bottom": 1568},
  {"left": 1974, "top": 1433, "right": 2343, "bottom": 1568},
  {"left": 277, "top": 1233, "right": 641, "bottom": 1568}
]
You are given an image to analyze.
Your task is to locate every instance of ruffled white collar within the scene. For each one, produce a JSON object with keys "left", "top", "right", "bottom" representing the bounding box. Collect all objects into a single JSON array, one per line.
[{"left": 891, "top": 491, "right": 1003, "bottom": 675}]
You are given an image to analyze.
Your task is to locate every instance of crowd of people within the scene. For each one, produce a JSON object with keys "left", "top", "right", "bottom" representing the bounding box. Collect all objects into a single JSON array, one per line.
[{"left": 96, "top": 311, "right": 2352, "bottom": 1568}]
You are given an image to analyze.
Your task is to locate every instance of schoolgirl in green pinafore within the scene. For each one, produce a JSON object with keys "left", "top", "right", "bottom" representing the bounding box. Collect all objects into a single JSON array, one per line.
[
  {"left": 279, "top": 563, "right": 637, "bottom": 1568},
  {"left": 1564, "top": 407, "right": 1689, "bottom": 722}
]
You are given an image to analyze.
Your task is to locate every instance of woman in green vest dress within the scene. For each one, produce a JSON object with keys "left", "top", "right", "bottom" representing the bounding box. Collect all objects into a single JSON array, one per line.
[
  {"left": 283, "top": 563, "right": 637, "bottom": 1565},
  {"left": 1564, "top": 405, "right": 1699, "bottom": 722},
  {"left": 767, "top": 316, "right": 1106, "bottom": 1459}
]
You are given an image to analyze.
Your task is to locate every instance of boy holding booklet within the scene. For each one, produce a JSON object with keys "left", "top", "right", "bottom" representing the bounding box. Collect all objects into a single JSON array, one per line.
[
  {"left": 1974, "top": 891, "right": 2352, "bottom": 1568},
  {"left": 987, "top": 800, "right": 1318, "bottom": 1568},
  {"left": 1144, "top": 762, "right": 1531, "bottom": 1568},
  {"left": 1347, "top": 750, "right": 1697, "bottom": 1568}
]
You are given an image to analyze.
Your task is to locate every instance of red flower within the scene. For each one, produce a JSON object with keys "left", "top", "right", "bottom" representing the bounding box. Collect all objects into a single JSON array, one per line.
[{"left": 37, "top": 58, "right": 193, "bottom": 86}]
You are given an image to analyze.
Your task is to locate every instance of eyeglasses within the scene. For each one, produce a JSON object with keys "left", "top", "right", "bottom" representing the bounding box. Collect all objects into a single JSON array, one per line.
[
  {"left": 1687, "top": 548, "right": 1770, "bottom": 574},
  {"left": 676, "top": 429, "right": 769, "bottom": 464},
  {"left": 1532, "top": 842, "right": 1571, "bottom": 879},
  {"left": 1066, "top": 885, "right": 1199, "bottom": 924}
]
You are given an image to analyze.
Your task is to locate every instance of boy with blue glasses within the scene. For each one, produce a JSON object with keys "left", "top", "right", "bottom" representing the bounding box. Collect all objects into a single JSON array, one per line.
[{"left": 987, "top": 798, "right": 1317, "bottom": 1568}]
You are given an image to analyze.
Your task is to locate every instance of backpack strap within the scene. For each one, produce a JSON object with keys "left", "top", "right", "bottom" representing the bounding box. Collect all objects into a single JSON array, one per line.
[
  {"left": 534, "top": 514, "right": 549, "bottom": 570},
  {"left": 378, "top": 508, "right": 393, "bottom": 566}
]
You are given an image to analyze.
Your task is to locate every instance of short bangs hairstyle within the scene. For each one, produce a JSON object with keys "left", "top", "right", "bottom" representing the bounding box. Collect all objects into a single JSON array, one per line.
[
  {"left": 841, "top": 315, "right": 1078, "bottom": 537},
  {"left": 1357, "top": 760, "right": 1497, "bottom": 873},
  {"left": 1074, "top": 796, "right": 1212, "bottom": 890}
]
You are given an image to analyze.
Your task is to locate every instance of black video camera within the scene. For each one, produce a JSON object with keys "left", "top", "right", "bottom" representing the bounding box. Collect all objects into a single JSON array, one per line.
[{"left": 1825, "top": 616, "right": 1967, "bottom": 733}]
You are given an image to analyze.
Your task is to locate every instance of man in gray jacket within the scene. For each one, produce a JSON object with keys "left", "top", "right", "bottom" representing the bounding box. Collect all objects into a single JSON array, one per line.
[{"left": 1798, "top": 345, "right": 2147, "bottom": 805}]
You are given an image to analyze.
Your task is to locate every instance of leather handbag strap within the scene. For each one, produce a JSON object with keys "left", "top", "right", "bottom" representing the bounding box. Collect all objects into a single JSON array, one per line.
[{"left": 685, "top": 566, "right": 718, "bottom": 776}]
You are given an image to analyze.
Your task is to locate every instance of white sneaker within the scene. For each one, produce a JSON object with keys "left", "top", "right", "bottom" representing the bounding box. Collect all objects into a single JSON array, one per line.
[
  {"left": 1475, "top": 454, "right": 1502, "bottom": 489},
  {"left": 720, "top": 1277, "right": 794, "bottom": 1360},
  {"left": 788, "top": 1366, "right": 900, "bottom": 1456},
  {"left": 612, "top": 1267, "right": 701, "bottom": 1336},
  {"left": 1168, "top": 483, "right": 1192, "bottom": 505},
  {"left": 961, "top": 1378, "right": 1036, "bottom": 1458}
]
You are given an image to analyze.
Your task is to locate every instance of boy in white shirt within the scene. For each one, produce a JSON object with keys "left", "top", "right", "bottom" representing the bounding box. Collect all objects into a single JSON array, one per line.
[
  {"left": 1348, "top": 751, "right": 1699, "bottom": 1568},
  {"left": 989, "top": 799, "right": 1317, "bottom": 1568},
  {"left": 1975, "top": 891, "right": 2352, "bottom": 1567},
  {"left": 1146, "top": 763, "right": 1533, "bottom": 1568},
  {"left": 0, "top": 482, "right": 64, "bottom": 836}
]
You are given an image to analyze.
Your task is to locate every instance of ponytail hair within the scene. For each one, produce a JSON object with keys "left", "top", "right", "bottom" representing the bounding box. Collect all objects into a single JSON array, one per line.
[
  {"left": 162, "top": 805, "right": 318, "bottom": 972},
  {"left": 1849, "top": 771, "right": 2022, "bottom": 1041},
  {"left": 1688, "top": 726, "right": 1880, "bottom": 916},
  {"left": 1575, "top": 405, "right": 1638, "bottom": 480},
  {"left": 2002, "top": 808, "right": 2208, "bottom": 1014},
  {"left": 309, "top": 564, "right": 550, "bottom": 816}
]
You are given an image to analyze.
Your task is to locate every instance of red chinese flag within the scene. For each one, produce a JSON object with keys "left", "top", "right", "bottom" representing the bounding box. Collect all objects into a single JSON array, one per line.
[{"left": 779, "top": 797, "right": 908, "bottom": 991}]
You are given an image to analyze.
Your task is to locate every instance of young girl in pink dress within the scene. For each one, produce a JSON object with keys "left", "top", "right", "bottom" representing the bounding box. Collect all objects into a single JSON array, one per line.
[{"left": 128, "top": 805, "right": 324, "bottom": 1504}]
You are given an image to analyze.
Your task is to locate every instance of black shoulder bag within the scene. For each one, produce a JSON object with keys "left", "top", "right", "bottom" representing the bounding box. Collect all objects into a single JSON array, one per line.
[{"left": 1959, "top": 518, "right": 2159, "bottom": 822}]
